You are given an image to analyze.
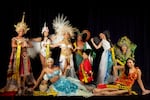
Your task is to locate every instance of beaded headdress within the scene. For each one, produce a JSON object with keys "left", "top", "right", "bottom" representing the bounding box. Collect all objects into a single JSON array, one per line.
[{"left": 14, "top": 12, "right": 30, "bottom": 34}]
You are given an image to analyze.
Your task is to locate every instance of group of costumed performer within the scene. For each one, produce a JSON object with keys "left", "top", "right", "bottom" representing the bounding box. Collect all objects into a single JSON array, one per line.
[{"left": 73, "top": 29, "right": 96, "bottom": 73}]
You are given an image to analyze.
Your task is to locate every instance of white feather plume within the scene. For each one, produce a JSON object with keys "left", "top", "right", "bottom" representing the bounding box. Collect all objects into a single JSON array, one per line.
[
  {"left": 52, "top": 13, "right": 75, "bottom": 44},
  {"left": 27, "top": 41, "right": 41, "bottom": 59}
]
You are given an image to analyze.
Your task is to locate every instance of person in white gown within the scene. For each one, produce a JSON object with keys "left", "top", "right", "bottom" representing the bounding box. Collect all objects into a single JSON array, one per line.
[{"left": 91, "top": 30, "right": 113, "bottom": 84}]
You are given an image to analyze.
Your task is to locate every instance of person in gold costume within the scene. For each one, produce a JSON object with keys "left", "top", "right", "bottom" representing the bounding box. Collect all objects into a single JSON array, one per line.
[{"left": 0, "top": 12, "right": 36, "bottom": 96}]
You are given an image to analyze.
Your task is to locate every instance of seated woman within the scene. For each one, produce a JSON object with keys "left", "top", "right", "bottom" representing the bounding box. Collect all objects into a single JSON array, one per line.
[
  {"left": 89, "top": 58, "right": 150, "bottom": 96},
  {"left": 31, "top": 57, "right": 93, "bottom": 97}
]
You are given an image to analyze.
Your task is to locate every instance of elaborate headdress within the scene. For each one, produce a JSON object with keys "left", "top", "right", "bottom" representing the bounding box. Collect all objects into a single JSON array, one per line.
[
  {"left": 41, "top": 22, "right": 49, "bottom": 34},
  {"left": 116, "top": 36, "right": 137, "bottom": 60},
  {"left": 52, "top": 13, "right": 78, "bottom": 44},
  {"left": 14, "top": 12, "right": 30, "bottom": 34},
  {"left": 117, "top": 36, "right": 131, "bottom": 48}
]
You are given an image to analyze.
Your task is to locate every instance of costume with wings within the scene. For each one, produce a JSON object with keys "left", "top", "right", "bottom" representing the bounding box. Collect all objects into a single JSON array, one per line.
[
  {"left": 52, "top": 14, "right": 79, "bottom": 78},
  {"left": 27, "top": 22, "right": 51, "bottom": 59}
]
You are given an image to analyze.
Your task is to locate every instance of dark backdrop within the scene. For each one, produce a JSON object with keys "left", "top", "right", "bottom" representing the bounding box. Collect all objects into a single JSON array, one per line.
[{"left": 0, "top": 0, "right": 149, "bottom": 91}]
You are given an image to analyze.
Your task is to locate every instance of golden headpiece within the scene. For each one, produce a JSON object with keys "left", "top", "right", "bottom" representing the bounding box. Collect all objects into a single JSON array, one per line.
[{"left": 14, "top": 12, "right": 30, "bottom": 34}]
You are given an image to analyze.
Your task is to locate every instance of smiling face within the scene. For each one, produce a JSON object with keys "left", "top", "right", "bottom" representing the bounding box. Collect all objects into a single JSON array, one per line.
[{"left": 47, "top": 58, "right": 54, "bottom": 67}]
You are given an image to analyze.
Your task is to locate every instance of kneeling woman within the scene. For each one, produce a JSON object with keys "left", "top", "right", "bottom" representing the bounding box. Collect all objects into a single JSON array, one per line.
[{"left": 32, "top": 57, "right": 93, "bottom": 97}]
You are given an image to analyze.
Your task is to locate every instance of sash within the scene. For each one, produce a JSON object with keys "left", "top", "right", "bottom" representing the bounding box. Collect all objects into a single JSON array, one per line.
[
  {"left": 15, "top": 44, "right": 21, "bottom": 79},
  {"left": 46, "top": 44, "right": 50, "bottom": 59}
]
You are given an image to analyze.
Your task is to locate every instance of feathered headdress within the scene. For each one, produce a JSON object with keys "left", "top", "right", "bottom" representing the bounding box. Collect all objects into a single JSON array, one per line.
[
  {"left": 52, "top": 13, "right": 77, "bottom": 44},
  {"left": 117, "top": 36, "right": 137, "bottom": 55},
  {"left": 14, "top": 12, "right": 30, "bottom": 34},
  {"left": 117, "top": 36, "right": 131, "bottom": 48},
  {"left": 41, "top": 22, "right": 49, "bottom": 34}
]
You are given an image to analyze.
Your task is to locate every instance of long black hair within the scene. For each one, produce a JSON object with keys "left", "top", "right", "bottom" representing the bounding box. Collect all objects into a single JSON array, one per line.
[
  {"left": 103, "top": 30, "right": 113, "bottom": 47},
  {"left": 124, "top": 58, "right": 136, "bottom": 76}
]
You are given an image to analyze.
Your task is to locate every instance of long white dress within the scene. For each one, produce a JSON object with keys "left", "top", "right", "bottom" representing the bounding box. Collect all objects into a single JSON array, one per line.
[{"left": 96, "top": 39, "right": 113, "bottom": 84}]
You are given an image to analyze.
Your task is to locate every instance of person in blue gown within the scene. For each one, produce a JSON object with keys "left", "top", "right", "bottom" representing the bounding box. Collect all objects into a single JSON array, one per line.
[{"left": 31, "top": 57, "right": 93, "bottom": 97}]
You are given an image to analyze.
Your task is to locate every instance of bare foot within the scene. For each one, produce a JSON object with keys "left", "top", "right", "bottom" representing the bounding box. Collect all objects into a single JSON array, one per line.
[
  {"left": 0, "top": 87, "right": 7, "bottom": 93},
  {"left": 142, "top": 90, "right": 150, "bottom": 95},
  {"left": 0, "top": 88, "right": 5, "bottom": 93},
  {"left": 16, "top": 88, "right": 22, "bottom": 96},
  {"left": 85, "top": 85, "right": 95, "bottom": 91}
]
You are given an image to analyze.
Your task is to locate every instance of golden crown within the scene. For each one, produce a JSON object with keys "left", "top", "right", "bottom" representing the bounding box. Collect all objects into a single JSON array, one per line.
[{"left": 14, "top": 12, "right": 30, "bottom": 34}]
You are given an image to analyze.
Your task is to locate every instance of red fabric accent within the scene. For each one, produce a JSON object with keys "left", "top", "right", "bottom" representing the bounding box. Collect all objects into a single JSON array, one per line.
[
  {"left": 87, "top": 77, "right": 93, "bottom": 82},
  {"left": 78, "top": 59, "right": 93, "bottom": 83},
  {"left": 97, "top": 84, "right": 107, "bottom": 89},
  {"left": 83, "top": 59, "right": 92, "bottom": 74},
  {"left": 0, "top": 91, "right": 16, "bottom": 96}
]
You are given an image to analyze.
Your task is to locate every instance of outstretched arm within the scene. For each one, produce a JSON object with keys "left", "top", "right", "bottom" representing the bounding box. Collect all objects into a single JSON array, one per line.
[
  {"left": 136, "top": 69, "right": 150, "bottom": 95},
  {"left": 113, "top": 65, "right": 124, "bottom": 78},
  {"left": 50, "top": 41, "right": 60, "bottom": 48},
  {"left": 27, "top": 39, "right": 33, "bottom": 48},
  {"left": 137, "top": 69, "right": 145, "bottom": 91},
  {"left": 30, "top": 37, "right": 42, "bottom": 42},
  {"left": 32, "top": 69, "right": 45, "bottom": 90}
]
